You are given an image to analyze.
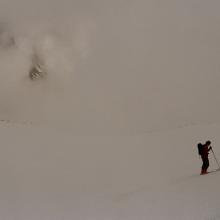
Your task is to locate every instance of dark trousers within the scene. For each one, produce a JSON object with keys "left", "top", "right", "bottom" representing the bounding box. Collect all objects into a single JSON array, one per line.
[{"left": 202, "top": 157, "right": 209, "bottom": 171}]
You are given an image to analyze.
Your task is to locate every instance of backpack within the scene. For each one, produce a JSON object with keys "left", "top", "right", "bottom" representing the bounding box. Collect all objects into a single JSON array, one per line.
[{"left": 197, "top": 143, "right": 203, "bottom": 156}]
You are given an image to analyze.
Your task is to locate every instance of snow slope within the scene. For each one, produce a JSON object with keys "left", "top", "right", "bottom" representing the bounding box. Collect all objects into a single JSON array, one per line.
[
  {"left": 0, "top": 121, "right": 220, "bottom": 220},
  {"left": 0, "top": 1, "right": 220, "bottom": 219}
]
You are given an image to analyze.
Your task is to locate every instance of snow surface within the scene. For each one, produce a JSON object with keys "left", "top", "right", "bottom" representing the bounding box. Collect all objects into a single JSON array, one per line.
[
  {"left": 0, "top": 0, "right": 220, "bottom": 219},
  {"left": 0, "top": 121, "right": 220, "bottom": 220}
]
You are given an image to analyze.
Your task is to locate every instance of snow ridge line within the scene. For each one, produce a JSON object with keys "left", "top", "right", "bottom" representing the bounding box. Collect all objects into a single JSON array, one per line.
[
  {"left": 135, "top": 120, "right": 220, "bottom": 136},
  {"left": 0, "top": 119, "right": 33, "bottom": 126}
]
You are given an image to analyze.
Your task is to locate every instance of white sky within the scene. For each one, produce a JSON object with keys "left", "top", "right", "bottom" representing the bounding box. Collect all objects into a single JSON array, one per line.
[{"left": 0, "top": 0, "right": 220, "bottom": 134}]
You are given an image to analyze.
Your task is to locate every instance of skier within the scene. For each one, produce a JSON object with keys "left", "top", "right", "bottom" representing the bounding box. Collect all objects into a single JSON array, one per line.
[{"left": 199, "top": 140, "right": 212, "bottom": 175}]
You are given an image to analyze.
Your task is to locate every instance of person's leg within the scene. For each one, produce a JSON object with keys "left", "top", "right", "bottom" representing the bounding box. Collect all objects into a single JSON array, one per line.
[
  {"left": 201, "top": 158, "right": 206, "bottom": 174},
  {"left": 204, "top": 158, "right": 209, "bottom": 173}
]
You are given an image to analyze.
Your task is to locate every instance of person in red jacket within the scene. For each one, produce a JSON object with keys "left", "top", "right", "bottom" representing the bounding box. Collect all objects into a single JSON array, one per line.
[{"left": 200, "top": 140, "right": 212, "bottom": 175}]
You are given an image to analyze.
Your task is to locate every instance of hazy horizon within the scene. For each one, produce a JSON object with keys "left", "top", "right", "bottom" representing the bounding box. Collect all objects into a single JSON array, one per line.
[{"left": 0, "top": 0, "right": 220, "bottom": 135}]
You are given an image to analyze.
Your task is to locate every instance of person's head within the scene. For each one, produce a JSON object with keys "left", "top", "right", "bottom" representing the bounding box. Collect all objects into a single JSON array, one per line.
[
  {"left": 198, "top": 143, "right": 202, "bottom": 147},
  {"left": 205, "top": 140, "right": 211, "bottom": 146}
]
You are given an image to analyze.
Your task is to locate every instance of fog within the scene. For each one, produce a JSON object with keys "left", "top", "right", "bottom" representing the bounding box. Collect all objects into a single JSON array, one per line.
[
  {"left": 1, "top": 2, "right": 220, "bottom": 219},
  {"left": 0, "top": 0, "right": 220, "bottom": 135}
]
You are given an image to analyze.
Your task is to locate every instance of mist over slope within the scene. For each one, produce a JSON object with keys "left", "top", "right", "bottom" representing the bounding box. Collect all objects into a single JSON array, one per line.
[{"left": 0, "top": 0, "right": 220, "bottom": 134}]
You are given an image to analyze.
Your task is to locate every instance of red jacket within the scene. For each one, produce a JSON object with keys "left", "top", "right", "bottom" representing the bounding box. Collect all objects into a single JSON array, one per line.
[{"left": 201, "top": 145, "right": 211, "bottom": 159}]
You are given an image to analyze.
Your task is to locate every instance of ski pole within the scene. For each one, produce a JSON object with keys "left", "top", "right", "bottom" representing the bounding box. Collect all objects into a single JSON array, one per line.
[{"left": 211, "top": 148, "right": 220, "bottom": 170}]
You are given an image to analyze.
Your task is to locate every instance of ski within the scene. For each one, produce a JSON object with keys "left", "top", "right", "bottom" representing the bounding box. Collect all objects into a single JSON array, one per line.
[{"left": 201, "top": 168, "right": 220, "bottom": 175}]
